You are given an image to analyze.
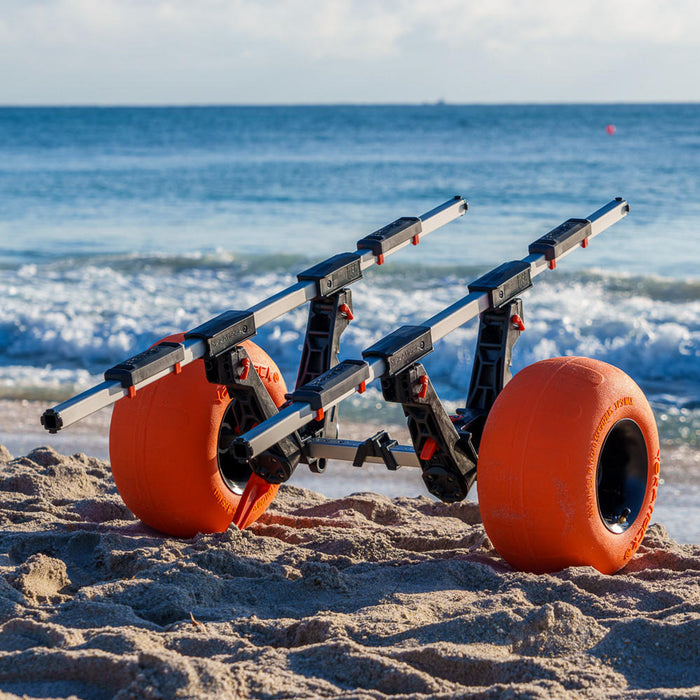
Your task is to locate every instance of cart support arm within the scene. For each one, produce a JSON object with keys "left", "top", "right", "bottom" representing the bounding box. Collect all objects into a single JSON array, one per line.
[
  {"left": 41, "top": 197, "right": 467, "bottom": 433},
  {"left": 231, "top": 198, "right": 629, "bottom": 460}
]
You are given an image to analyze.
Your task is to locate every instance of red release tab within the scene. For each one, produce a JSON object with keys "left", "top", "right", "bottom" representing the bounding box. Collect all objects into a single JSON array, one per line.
[
  {"left": 549, "top": 259, "right": 557, "bottom": 270},
  {"left": 339, "top": 303, "right": 354, "bottom": 321},
  {"left": 240, "top": 357, "right": 251, "bottom": 381},
  {"left": 417, "top": 375, "right": 429, "bottom": 399},
  {"left": 315, "top": 408, "right": 325, "bottom": 422},
  {"left": 581, "top": 238, "right": 589, "bottom": 248},
  {"left": 174, "top": 362, "right": 182, "bottom": 375},
  {"left": 128, "top": 386, "right": 136, "bottom": 399},
  {"left": 511, "top": 314, "right": 526, "bottom": 331},
  {"left": 412, "top": 234, "right": 420, "bottom": 246},
  {"left": 377, "top": 253, "right": 385, "bottom": 265},
  {"left": 420, "top": 437, "right": 438, "bottom": 461},
  {"left": 357, "top": 381, "right": 366, "bottom": 394}
]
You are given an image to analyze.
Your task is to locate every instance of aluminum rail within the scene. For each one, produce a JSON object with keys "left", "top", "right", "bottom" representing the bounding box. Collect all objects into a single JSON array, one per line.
[
  {"left": 428, "top": 198, "right": 629, "bottom": 342},
  {"left": 233, "top": 198, "right": 629, "bottom": 459},
  {"left": 306, "top": 438, "right": 422, "bottom": 468},
  {"left": 41, "top": 197, "right": 467, "bottom": 432}
]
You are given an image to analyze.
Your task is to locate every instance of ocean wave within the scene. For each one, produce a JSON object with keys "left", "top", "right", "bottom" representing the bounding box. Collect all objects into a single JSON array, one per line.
[
  {"left": 1, "top": 255, "right": 698, "bottom": 444},
  {"left": 6, "top": 249, "right": 700, "bottom": 295}
]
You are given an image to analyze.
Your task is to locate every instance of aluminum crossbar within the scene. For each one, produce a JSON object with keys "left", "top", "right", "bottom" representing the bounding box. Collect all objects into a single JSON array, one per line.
[
  {"left": 306, "top": 438, "right": 422, "bottom": 468},
  {"left": 233, "top": 199, "right": 629, "bottom": 459},
  {"left": 42, "top": 197, "right": 467, "bottom": 432}
]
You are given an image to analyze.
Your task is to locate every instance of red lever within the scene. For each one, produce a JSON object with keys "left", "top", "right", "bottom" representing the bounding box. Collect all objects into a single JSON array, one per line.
[
  {"left": 417, "top": 375, "right": 429, "bottom": 399},
  {"left": 511, "top": 314, "right": 526, "bottom": 331},
  {"left": 412, "top": 234, "right": 420, "bottom": 245},
  {"left": 420, "top": 437, "right": 438, "bottom": 461},
  {"left": 339, "top": 303, "right": 354, "bottom": 321},
  {"left": 239, "top": 357, "right": 251, "bottom": 380},
  {"left": 581, "top": 238, "right": 589, "bottom": 248}
]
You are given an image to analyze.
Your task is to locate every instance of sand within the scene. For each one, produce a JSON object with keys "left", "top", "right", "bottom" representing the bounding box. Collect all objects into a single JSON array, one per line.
[
  {"left": 0, "top": 443, "right": 698, "bottom": 699},
  {"left": 2, "top": 399, "right": 699, "bottom": 543}
]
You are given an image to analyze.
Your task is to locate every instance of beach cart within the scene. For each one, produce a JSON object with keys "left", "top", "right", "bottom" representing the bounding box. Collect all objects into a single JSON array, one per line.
[{"left": 42, "top": 197, "right": 659, "bottom": 574}]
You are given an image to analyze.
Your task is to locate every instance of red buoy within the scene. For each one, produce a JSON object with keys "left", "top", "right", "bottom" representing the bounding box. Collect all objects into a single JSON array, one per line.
[{"left": 606, "top": 124, "right": 616, "bottom": 135}]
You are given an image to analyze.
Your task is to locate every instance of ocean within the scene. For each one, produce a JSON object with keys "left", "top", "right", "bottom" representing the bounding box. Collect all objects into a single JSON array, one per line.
[{"left": 1, "top": 104, "right": 698, "bottom": 538}]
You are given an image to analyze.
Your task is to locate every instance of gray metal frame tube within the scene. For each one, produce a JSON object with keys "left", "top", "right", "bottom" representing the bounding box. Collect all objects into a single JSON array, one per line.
[
  {"left": 44, "top": 197, "right": 467, "bottom": 431},
  {"left": 234, "top": 199, "right": 629, "bottom": 458}
]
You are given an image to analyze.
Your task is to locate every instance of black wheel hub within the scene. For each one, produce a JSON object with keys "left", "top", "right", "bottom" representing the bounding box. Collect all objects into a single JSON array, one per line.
[
  {"left": 217, "top": 405, "right": 252, "bottom": 495},
  {"left": 597, "top": 419, "right": 648, "bottom": 534}
]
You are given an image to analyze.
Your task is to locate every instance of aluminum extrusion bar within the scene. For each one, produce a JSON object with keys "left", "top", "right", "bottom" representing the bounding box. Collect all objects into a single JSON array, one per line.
[
  {"left": 42, "top": 197, "right": 467, "bottom": 432},
  {"left": 306, "top": 438, "right": 422, "bottom": 468},
  {"left": 232, "top": 199, "right": 628, "bottom": 459},
  {"left": 429, "top": 199, "right": 629, "bottom": 342},
  {"left": 40, "top": 337, "right": 202, "bottom": 433}
]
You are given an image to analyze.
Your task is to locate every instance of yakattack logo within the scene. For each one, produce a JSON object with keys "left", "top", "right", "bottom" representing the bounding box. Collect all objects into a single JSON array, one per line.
[
  {"left": 623, "top": 449, "right": 661, "bottom": 561},
  {"left": 592, "top": 397, "right": 634, "bottom": 444},
  {"left": 254, "top": 363, "right": 281, "bottom": 384},
  {"left": 211, "top": 478, "right": 236, "bottom": 515},
  {"left": 585, "top": 397, "right": 634, "bottom": 518}
]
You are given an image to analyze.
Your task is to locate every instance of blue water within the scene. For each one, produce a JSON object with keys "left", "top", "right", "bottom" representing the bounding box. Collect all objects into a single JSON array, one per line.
[
  {"left": 2, "top": 105, "right": 699, "bottom": 272},
  {"left": 0, "top": 105, "right": 698, "bottom": 450}
]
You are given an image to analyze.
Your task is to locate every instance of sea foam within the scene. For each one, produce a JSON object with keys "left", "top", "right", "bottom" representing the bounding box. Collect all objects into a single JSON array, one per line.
[{"left": 1, "top": 255, "right": 697, "bottom": 444}]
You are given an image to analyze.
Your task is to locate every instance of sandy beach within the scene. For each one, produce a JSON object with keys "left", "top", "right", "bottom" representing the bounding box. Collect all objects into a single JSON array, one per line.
[
  {"left": 0, "top": 400, "right": 698, "bottom": 698},
  {"left": 2, "top": 399, "right": 699, "bottom": 544}
]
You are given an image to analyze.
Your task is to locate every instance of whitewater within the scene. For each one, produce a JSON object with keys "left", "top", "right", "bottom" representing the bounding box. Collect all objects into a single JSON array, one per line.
[{"left": 2, "top": 252, "right": 697, "bottom": 448}]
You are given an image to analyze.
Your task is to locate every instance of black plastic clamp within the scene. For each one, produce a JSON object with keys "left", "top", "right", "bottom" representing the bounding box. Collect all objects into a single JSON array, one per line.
[
  {"left": 380, "top": 363, "right": 476, "bottom": 503},
  {"left": 203, "top": 343, "right": 252, "bottom": 386},
  {"left": 294, "top": 289, "right": 355, "bottom": 472},
  {"left": 352, "top": 431, "right": 399, "bottom": 470},
  {"left": 295, "top": 289, "right": 353, "bottom": 392},
  {"left": 454, "top": 298, "right": 525, "bottom": 449},
  {"left": 185, "top": 310, "right": 256, "bottom": 358},
  {"left": 468, "top": 261, "right": 532, "bottom": 308},
  {"left": 213, "top": 345, "right": 301, "bottom": 485},
  {"left": 290, "top": 359, "right": 370, "bottom": 411},
  {"left": 528, "top": 218, "right": 592, "bottom": 260},
  {"left": 362, "top": 325, "right": 433, "bottom": 376},
  {"left": 104, "top": 341, "right": 185, "bottom": 387},
  {"left": 357, "top": 217, "right": 422, "bottom": 257},
  {"left": 297, "top": 252, "right": 363, "bottom": 299}
]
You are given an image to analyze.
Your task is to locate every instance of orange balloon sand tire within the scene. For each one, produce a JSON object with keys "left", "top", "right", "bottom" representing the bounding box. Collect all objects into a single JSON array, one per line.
[
  {"left": 477, "top": 356, "right": 660, "bottom": 575},
  {"left": 109, "top": 334, "right": 287, "bottom": 537}
]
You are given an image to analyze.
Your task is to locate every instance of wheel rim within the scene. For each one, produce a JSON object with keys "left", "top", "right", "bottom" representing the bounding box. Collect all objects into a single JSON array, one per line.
[
  {"left": 217, "top": 404, "right": 252, "bottom": 495},
  {"left": 597, "top": 418, "right": 648, "bottom": 534}
]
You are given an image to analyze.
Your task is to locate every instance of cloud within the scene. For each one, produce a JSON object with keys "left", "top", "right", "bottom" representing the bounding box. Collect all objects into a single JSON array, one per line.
[
  {"left": 1, "top": 0, "right": 698, "bottom": 103},
  {"left": 2, "top": 0, "right": 405, "bottom": 59},
  {"left": 408, "top": 0, "right": 699, "bottom": 46},
  {"left": 5, "top": 0, "right": 699, "bottom": 55}
]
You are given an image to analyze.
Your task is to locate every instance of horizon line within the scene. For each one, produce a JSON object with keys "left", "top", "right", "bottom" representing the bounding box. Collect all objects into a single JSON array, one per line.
[{"left": 0, "top": 100, "right": 698, "bottom": 109}]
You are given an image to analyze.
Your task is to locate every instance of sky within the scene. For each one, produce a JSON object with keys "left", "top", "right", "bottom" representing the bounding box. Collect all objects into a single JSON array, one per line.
[{"left": 1, "top": 0, "right": 699, "bottom": 105}]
